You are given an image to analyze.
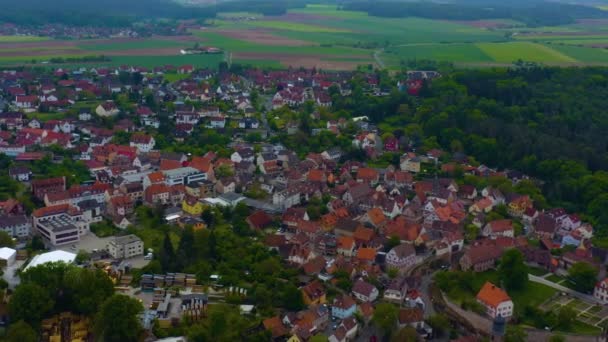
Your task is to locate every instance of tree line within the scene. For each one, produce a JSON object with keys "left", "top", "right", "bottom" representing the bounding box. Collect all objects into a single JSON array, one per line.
[{"left": 342, "top": 0, "right": 608, "bottom": 27}]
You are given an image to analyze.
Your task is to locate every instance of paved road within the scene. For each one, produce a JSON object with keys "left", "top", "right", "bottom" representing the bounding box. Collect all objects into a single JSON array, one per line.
[{"left": 529, "top": 274, "right": 599, "bottom": 304}]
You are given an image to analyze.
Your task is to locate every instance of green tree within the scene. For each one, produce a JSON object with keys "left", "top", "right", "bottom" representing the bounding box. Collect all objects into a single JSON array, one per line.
[
  {"left": 427, "top": 314, "right": 450, "bottom": 337},
  {"left": 281, "top": 283, "right": 304, "bottom": 311},
  {"left": 158, "top": 232, "right": 176, "bottom": 271},
  {"left": 372, "top": 303, "right": 398, "bottom": 337},
  {"left": 549, "top": 334, "right": 566, "bottom": 342},
  {"left": 5, "top": 320, "right": 37, "bottom": 342},
  {"left": 95, "top": 294, "right": 143, "bottom": 342},
  {"left": 9, "top": 283, "right": 54, "bottom": 327},
  {"left": 391, "top": 326, "right": 417, "bottom": 342},
  {"left": 556, "top": 306, "right": 576, "bottom": 330},
  {"left": 0, "top": 231, "right": 15, "bottom": 248},
  {"left": 64, "top": 267, "right": 114, "bottom": 315},
  {"left": 505, "top": 325, "right": 527, "bottom": 342},
  {"left": 498, "top": 249, "right": 528, "bottom": 291},
  {"left": 567, "top": 262, "right": 598, "bottom": 293}
]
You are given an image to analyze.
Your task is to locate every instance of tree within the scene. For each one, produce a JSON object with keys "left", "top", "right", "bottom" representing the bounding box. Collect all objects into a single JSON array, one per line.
[
  {"left": 372, "top": 303, "right": 398, "bottom": 337},
  {"left": 498, "top": 249, "right": 528, "bottom": 291},
  {"left": 9, "top": 283, "right": 54, "bottom": 327},
  {"left": 391, "top": 326, "right": 417, "bottom": 342},
  {"left": 281, "top": 283, "right": 305, "bottom": 311},
  {"left": 556, "top": 306, "right": 576, "bottom": 330},
  {"left": 5, "top": 321, "right": 37, "bottom": 342},
  {"left": 158, "top": 232, "right": 176, "bottom": 271},
  {"left": 549, "top": 334, "right": 566, "bottom": 342},
  {"left": 0, "top": 231, "right": 15, "bottom": 248},
  {"left": 427, "top": 314, "right": 450, "bottom": 337},
  {"left": 568, "top": 262, "right": 598, "bottom": 293},
  {"left": 96, "top": 294, "right": 143, "bottom": 342},
  {"left": 505, "top": 325, "right": 527, "bottom": 342},
  {"left": 75, "top": 250, "right": 90, "bottom": 264},
  {"left": 64, "top": 267, "right": 114, "bottom": 315}
]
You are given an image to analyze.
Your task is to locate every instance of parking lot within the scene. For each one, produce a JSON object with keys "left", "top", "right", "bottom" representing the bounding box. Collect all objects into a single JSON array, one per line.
[{"left": 56, "top": 233, "right": 113, "bottom": 254}]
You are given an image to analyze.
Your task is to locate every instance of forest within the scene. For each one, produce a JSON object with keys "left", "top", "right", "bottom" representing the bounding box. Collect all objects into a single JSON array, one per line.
[
  {"left": 342, "top": 0, "right": 608, "bottom": 26},
  {"left": 0, "top": 0, "right": 310, "bottom": 27}
]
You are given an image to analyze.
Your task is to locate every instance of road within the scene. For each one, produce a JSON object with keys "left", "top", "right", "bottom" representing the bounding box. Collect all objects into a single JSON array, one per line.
[
  {"left": 529, "top": 274, "right": 599, "bottom": 304},
  {"left": 373, "top": 49, "right": 386, "bottom": 69}
]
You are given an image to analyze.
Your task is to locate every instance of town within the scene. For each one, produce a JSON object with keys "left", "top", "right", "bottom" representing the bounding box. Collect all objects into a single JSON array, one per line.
[{"left": 0, "top": 62, "right": 605, "bottom": 342}]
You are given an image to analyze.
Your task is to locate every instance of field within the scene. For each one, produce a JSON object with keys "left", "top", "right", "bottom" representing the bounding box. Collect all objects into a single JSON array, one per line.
[{"left": 5, "top": 4, "right": 608, "bottom": 69}]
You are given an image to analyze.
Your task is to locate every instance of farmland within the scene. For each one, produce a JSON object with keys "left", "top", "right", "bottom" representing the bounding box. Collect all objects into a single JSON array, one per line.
[{"left": 4, "top": 4, "right": 608, "bottom": 69}]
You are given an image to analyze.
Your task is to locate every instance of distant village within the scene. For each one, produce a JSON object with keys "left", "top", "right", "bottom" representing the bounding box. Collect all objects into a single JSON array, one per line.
[{"left": 0, "top": 63, "right": 604, "bottom": 342}]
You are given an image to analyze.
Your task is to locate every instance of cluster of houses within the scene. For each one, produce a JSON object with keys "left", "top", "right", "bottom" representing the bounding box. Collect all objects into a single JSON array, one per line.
[{"left": 0, "top": 63, "right": 604, "bottom": 341}]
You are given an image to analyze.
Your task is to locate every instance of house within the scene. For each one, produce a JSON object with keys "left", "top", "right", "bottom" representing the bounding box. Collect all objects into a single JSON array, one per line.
[
  {"left": 144, "top": 184, "right": 170, "bottom": 206},
  {"left": 130, "top": 134, "right": 156, "bottom": 153},
  {"left": 482, "top": 219, "right": 514, "bottom": 238},
  {"left": 182, "top": 196, "right": 204, "bottom": 216},
  {"left": 594, "top": 278, "right": 608, "bottom": 304},
  {"left": 508, "top": 195, "right": 532, "bottom": 218},
  {"left": 385, "top": 243, "right": 417, "bottom": 273},
  {"left": 14, "top": 95, "right": 38, "bottom": 109},
  {"left": 356, "top": 168, "right": 379, "bottom": 186},
  {"left": 302, "top": 280, "right": 327, "bottom": 305},
  {"left": 246, "top": 211, "right": 273, "bottom": 230},
  {"left": 32, "top": 177, "right": 66, "bottom": 200},
  {"left": 206, "top": 116, "right": 226, "bottom": 129},
  {"left": 384, "top": 276, "right": 409, "bottom": 304},
  {"left": 351, "top": 279, "right": 379, "bottom": 303},
  {"left": 337, "top": 236, "right": 356, "bottom": 257},
  {"left": 95, "top": 101, "right": 120, "bottom": 117},
  {"left": 9, "top": 166, "right": 32, "bottom": 182},
  {"left": 460, "top": 245, "right": 502, "bottom": 272},
  {"left": 400, "top": 155, "right": 421, "bottom": 173},
  {"left": 476, "top": 282, "right": 513, "bottom": 319},
  {"left": 0, "top": 215, "right": 31, "bottom": 238},
  {"left": 107, "top": 234, "right": 144, "bottom": 259},
  {"left": 108, "top": 195, "right": 134, "bottom": 218},
  {"left": 332, "top": 295, "right": 357, "bottom": 319},
  {"left": 398, "top": 307, "right": 424, "bottom": 329}
]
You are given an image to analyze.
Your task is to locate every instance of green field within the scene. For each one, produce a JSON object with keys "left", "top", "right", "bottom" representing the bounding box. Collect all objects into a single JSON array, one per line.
[
  {"left": 0, "top": 35, "right": 49, "bottom": 42},
  {"left": 4, "top": 4, "right": 608, "bottom": 69},
  {"left": 477, "top": 42, "right": 578, "bottom": 63},
  {"left": 79, "top": 39, "right": 190, "bottom": 51}
]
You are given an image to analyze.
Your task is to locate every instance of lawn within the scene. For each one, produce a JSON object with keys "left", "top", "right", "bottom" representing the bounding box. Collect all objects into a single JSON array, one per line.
[
  {"left": 163, "top": 73, "right": 192, "bottom": 82},
  {"left": 107, "top": 54, "right": 225, "bottom": 68},
  {"left": 546, "top": 274, "right": 564, "bottom": 283},
  {"left": 476, "top": 42, "right": 578, "bottom": 63},
  {"left": 0, "top": 35, "right": 49, "bottom": 42},
  {"left": 528, "top": 266, "right": 549, "bottom": 276},
  {"left": 26, "top": 112, "right": 69, "bottom": 122},
  {"left": 440, "top": 270, "right": 556, "bottom": 316},
  {"left": 567, "top": 320, "right": 603, "bottom": 335}
]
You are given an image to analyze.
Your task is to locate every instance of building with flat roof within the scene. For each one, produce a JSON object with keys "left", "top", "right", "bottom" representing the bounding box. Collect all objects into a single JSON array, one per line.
[
  {"left": 107, "top": 234, "right": 144, "bottom": 259},
  {"left": 0, "top": 247, "right": 16, "bottom": 266},
  {"left": 35, "top": 214, "right": 80, "bottom": 246}
]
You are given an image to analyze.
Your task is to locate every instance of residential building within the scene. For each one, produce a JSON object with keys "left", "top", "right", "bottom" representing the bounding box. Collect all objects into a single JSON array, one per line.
[
  {"left": 460, "top": 245, "right": 502, "bottom": 272},
  {"left": 352, "top": 279, "right": 379, "bottom": 303},
  {"left": 107, "top": 234, "right": 144, "bottom": 259},
  {"left": 385, "top": 243, "right": 417, "bottom": 273},
  {"left": 0, "top": 215, "right": 31, "bottom": 237},
  {"left": 594, "top": 278, "right": 608, "bottom": 304},
  {"left": 476, "top": 282, "right": 513, "bottom": 319},
  {"left": 332, "top": 295, "right": 357, "bottom": 320}
]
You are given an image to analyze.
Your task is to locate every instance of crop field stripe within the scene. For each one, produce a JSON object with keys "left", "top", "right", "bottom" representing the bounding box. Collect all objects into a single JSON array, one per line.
[
  {"left": 386, "top": 43, "right": 494, "bottom": 63},
  {"left": 0, "top": 35, "right": 50, "bottom": 42},
  {"left": 244, "top": 20, "right": 351, "bottom": 33},
  {"left": 547, "top": 44, "right": 608, "bottom": 63},
  {"left": 476, "top": 42, "right": 578, "bottom": 63}
]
